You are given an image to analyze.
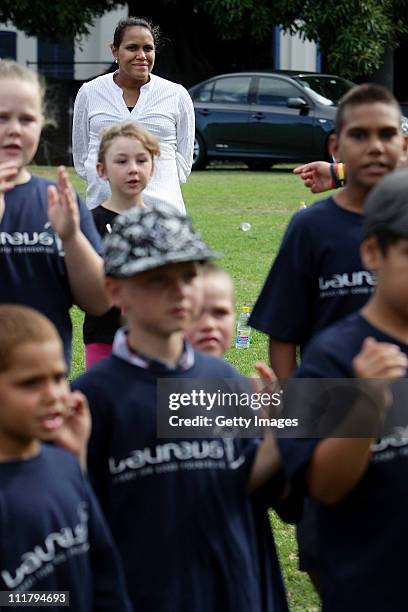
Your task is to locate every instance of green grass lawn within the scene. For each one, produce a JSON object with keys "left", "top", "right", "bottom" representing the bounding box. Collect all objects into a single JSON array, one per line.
[{"left": 32, "top": 163, "right": 324, "bottom": 611}]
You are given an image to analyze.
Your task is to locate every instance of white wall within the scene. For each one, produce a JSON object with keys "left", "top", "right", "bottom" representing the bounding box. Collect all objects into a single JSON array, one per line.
[
  {"left": 74, "top": 6, "right": 128, "bottom": 80},
  {"left": 0, "top": 5, "right": 127, "bottom": 80},
  {"left": 0, "top": 22, "right": 37, "bottom": 67},
  {"left": 280, "top": 29, "right": 318, "bottom": 72}
]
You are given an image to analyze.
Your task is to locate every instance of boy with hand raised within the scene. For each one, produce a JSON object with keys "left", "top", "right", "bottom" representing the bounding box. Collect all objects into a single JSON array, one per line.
[
  {"left": 72, "top": 206, "right": 290, "bottom": 612},
  {"left": 279, "top": 169, "right": 408, "bottom": 611},
  {"left": 250, "top": 84, "right": 407, "bottom": 378}
]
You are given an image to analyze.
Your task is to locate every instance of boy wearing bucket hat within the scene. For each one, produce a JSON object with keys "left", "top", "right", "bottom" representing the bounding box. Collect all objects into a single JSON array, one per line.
[
  {"left": 278, "top": 169, "right": 408, "bottom": 611},
  {"left": 72, "top": 205, "right": 289, "bottom": 612}
]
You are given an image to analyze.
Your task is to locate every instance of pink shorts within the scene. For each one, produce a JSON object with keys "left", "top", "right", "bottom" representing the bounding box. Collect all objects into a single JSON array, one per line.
[{"left": 85, "top": 343, "right": 113, "bottom": 369}]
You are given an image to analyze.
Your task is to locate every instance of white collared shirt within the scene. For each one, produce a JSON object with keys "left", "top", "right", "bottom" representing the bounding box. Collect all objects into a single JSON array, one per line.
[
  {"left": 72, "top": 72, "right": 195, "bottom": 213},
  {"left": 112, "top": 327, "right": 195, "bottom": 371}
]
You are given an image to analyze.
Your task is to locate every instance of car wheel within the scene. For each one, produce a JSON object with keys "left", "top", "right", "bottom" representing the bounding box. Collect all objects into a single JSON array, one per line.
[
  {"left": 192, "top": 133, "right": 207, "bottom": 170},
  {"left": 245, "top": 160, "right": 273, "bottom": 171}
]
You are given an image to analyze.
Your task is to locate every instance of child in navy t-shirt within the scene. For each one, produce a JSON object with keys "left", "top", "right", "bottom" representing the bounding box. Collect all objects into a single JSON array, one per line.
[
  {"left": 0, "top": 60, "right": 108, "bottom": 364},
  {"left": 0, "top": 304, "right": 131, "bottom": 611},
  {"left": 73, "top": 206, "right": 290, "bottom": 612},
  {"left": 279, "top": 169, "right": 408, "bottom": 611},
  {"left": 249, "top": 84, "right": 407, "bottom": 379}
]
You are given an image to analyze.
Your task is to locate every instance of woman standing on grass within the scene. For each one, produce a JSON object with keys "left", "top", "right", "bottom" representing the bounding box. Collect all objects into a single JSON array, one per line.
[{"left": 72, "top": 16, "right": 195, "bottom": 214}]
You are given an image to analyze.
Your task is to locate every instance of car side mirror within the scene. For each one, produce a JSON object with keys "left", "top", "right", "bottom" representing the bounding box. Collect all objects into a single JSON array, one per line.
[{"left": 287, "top": 97, "right": 309, "bottom": 109}]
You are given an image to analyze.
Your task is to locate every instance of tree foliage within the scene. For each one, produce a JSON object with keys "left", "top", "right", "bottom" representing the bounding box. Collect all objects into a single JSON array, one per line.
[
  {"left": 0, "top": 0, "right": 124, "bottom": 40},
  {"left": 201, "top": 0, "right": 408, "bottom": 78},
  {"left": 3, "top": 0, "right": 408, "bottom": 78}
]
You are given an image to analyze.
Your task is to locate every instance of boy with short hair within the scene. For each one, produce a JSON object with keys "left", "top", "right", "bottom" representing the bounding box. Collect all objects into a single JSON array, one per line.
[
  {"left": 250, "top": 83, "right": 407, "bottom": 378},
  {"left": 279, "top": 168, "right": 408, "bottom": 611},
  {"left": 249, "top": 83, "right": 408, "bottom": 591},
  {"left": 72, "top": 206, "right": 288, "bottom": 612},
  {"left": 0, "top": 304, "right": 131, "bottom": 611}
]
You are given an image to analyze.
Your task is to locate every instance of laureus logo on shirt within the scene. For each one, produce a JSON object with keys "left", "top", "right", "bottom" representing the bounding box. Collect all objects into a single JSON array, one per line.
[
  {"left": 0, "top": 222, "right": 65, "bottom": 256},
  {"left": 371, "top": 426, "right": 408, "bottom": 463},
  {"left": 1, "top": 503, "right": 89, "bottom": 591},
  {"left": 319, "top": 271, "right": 375, "bottom": 296},
  {"left": 109, "top": 438, "right": 245, "bottom": 482}
]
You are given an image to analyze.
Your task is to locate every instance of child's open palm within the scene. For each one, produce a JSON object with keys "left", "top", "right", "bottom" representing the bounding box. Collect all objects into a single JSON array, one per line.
[{"left": 48, "top": 166, "right": 79, "bottom": 241}]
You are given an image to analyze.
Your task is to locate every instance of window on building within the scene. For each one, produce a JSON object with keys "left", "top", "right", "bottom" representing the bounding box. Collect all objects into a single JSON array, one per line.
[
  {"left": 37, "top": 39, "right": 74, "bottom": 79},
  {"left": 0, "top": 31, "right": 17, "bottom": 60}
]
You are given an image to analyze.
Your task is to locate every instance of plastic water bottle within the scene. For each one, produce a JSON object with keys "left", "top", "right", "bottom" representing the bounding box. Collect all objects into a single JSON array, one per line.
[{"left": 236, "top": 306, "right": 251, "bottom": 349}]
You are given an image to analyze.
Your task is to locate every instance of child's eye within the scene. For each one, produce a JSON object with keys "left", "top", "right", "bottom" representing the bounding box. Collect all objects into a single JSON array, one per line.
[
  {"left": 348, "top": 129, "right": 366, "bottom": 140},
  {"left": 380, "top": 128, "right": 398, "bottom": 140},
  {"left": 18, "top": 377, "right": 42, "bottom": 389},
  {"left": 20, "top": 115, "right": 35, "bottom": 124},
  {"left": 183, "top": 272, "right": 198, "bottom": 283}
]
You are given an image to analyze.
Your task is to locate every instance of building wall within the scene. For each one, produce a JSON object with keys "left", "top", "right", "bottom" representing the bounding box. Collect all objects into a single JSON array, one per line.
[
  {"left": 275, "top": 26, "right": 320, "bottom": 72},
  {"left": 0, "top": 22, "right": 36, "bottom": 67},
  {"left": 0, "top": 5, "right": 127, "bottom": 80},
  {"left": 74, "top": 5, "right": 127, "bottom": 80}
]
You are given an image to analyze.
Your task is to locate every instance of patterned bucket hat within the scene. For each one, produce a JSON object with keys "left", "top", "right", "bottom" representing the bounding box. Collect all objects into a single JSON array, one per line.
[{"left": 104, "top": 205, "right": 219, "bottom": 277}]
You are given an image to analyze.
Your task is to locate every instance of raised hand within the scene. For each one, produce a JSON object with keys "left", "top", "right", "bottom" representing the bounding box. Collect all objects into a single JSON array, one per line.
[
  {"left": 353, "top": 337, "right": 408, "bottom": 380},
  {"left": 293, "top": 161, "right": 333, "bottom": 194},
  {"left": 54, "top": 390, "right": 91, "bottom": 472},
  {"left": 47, "top": 166, "right": 80, "bottom": 241}
]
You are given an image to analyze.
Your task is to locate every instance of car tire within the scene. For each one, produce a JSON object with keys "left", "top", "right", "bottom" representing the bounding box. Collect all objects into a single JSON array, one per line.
[
  {"left": 192, "top": 133, "right": 207, "bottom": 170},
  {"left": 245, "top": 160, "right": 273, "bottom": 171}
]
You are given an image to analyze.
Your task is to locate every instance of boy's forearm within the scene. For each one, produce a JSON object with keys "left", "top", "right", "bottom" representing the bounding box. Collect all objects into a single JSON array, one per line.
[
  {"left": 248, "top": 432, "right": 281, "bottom": 492},
  {"left": 63, "top": 232, "right": 110, "bottom": 315},
  {"left": 307, "top": 437, "right": 374, "bottom": 505},
  {"left": 268, "top": 338, "right": 297, "bottom": 379}
]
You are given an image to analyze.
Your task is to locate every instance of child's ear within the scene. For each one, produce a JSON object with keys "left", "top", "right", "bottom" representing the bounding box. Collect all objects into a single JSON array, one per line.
[
  {"left": 96, "top": 162, "right": 108, "bottom": 181},
  {"left": 105, "top": 277, "right": 123, "bottom": 309},
  {"left": 360, "top": 236, "right": 382, "bottom": 272},
  {"left": 328, "top": 132, "right": 339, "bottom": 162}
]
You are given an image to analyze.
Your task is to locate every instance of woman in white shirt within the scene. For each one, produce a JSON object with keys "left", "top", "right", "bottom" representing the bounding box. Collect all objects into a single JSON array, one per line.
[{"left": 72, "top": 17, "right": 195, "bottom": 214}]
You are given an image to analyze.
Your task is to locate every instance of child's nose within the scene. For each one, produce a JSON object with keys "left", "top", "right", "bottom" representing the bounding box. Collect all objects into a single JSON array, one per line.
[
  {"left": 200, "top": 312, "right": 216, "bottom": 331},
  {"left": 43, "top": 380, "right": 62, "bottom": 404},
  {"left": 6, "top": 117, "right": 21, "bottom": 135}
]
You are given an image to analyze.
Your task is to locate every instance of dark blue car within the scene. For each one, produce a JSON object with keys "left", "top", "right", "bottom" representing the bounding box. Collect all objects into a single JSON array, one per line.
[{"left": 189, "top": 71, "right": 354, "bottom": 170}]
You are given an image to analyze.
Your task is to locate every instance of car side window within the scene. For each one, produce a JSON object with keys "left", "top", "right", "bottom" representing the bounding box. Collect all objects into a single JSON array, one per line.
[
  {"left": 212, "top": 77, "right": 252, "bottom": 104},
  {"left": 257, "top": 78, "right": 301, "bottom": 106},
  {"left": 195, "top": 81, "right": 214, "bottom": 103}
]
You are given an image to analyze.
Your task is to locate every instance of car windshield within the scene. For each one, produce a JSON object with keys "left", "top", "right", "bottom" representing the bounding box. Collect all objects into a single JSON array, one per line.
[{"left": 294, "top": 75, "right": 355, "bottom": 104}]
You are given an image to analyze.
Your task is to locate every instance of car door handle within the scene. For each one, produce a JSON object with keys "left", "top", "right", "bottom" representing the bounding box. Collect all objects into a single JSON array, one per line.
[
  {"left": 251, "top": 112, "right": 265, "bottom": 119},
  {"left": 198, "top": 108, "right": 209, "bottom": 116}
]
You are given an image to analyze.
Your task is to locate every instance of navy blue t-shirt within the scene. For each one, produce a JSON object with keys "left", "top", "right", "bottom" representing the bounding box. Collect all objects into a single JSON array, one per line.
[
  {"left": 279, "top": 313, "right": 408, "bottom": 611},
  {"left": 249, "top": 197, "right": 375, "bottom": 349},
  {"left": 72, "top": 351, "right": 288, "bottom": 612},
  {"left": 0, "top": 445, "right": 132, "bottom": 611},
  {"left": 0, "top": 176, "right": 102, "bottom": 361}
]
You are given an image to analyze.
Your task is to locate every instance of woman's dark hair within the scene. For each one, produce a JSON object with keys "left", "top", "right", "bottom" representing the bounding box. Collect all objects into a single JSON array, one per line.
[{"left": 112, "top": 17, "right": 161, "bottom": 48}]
